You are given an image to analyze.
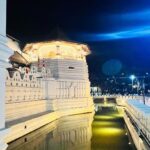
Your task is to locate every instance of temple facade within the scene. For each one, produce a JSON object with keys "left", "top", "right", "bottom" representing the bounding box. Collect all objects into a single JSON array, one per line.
[
  {"left": 5, "top": 41, "right": 93, "bottom": 123},
  {"left": 4, "top": 40, "right": 94, "bottom": 143},
  {"left": 0, "top": 0, "right": 93, "bottom": 147}
]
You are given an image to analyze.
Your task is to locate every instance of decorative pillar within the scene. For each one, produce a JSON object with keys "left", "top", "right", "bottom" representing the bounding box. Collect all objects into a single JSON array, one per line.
[{"left": 0, "top": 0, "right": 13, "bottom": 149}]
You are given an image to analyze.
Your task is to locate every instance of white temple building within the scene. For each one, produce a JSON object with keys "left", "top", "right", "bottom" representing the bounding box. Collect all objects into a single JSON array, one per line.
[
  {"left": 0, "top": 0, "right": 94, "bottom": 148},
  {"left": 5, "top": 39, "right": 93, "bottom": 122},
  {"left": 4, "top": 40, "right": 94, "bottom": 143}
]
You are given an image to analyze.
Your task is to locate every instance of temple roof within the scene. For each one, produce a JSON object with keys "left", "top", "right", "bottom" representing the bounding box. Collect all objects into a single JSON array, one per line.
[
  {"left": 7, "top": 34, "right": 91, "bottom": 64},
  {"left": 23, "top": 40, "right": 90, "bottom": 62},
  {"left": 7, "top": 36, "right": 29, "bottom": 65},
  {"left": 23, "top": 40, "right": 90, "bottom": 55}
]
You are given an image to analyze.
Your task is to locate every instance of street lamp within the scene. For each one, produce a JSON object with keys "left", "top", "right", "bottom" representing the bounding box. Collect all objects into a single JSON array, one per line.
[
  {"left": 130, "top": 75, "right": 136, "bottom": 81},
  {"left": 142, "top": 77, "right": 146, "bottom": 104},
  {"left": 129, "top": 75, "right": 136, "bottom": 98}
]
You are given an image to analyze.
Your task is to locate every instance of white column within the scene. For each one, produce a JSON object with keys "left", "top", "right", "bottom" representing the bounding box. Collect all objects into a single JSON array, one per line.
[
  {"left": 0, "top": 0, "right": 13, "bottom": 149},
  {"left": 0, "top": 0, "right": 6, "bottom": 35}
]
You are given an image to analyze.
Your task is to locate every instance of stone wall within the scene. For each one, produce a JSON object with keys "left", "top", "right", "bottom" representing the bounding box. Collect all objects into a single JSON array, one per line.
[
  {"left": 5, "top": 66, "right": 93, "bottom": 122},
  {"left": 5, "top": 69, "right": 45, "bottom": 103},
  {"left": 38, "top": 59, "right": 89, "bottom": 80}
]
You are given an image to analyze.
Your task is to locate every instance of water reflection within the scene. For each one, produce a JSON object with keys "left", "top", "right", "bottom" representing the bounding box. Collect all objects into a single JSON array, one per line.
[
  {"left": 7, "top": 108, "right": 136, "bottom": 150},
  {"left": 7, "top": 113, "right": 94, "bottom": 150},
  {"left": 92, "top": 107, "right": 136, "bottom": 150}
]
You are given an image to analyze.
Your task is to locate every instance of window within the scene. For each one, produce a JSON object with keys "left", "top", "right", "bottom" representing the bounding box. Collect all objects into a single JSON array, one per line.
[{"left": 68, "top": 66, "right": 74, "bottom": 69}]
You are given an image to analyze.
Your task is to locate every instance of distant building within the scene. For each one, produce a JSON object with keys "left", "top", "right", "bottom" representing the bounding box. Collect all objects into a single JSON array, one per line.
[{"left": 91, "top": 86, "right": 102, "bottom": 96}]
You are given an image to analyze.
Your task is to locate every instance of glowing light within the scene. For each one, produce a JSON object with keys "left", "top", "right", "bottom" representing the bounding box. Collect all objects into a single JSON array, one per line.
[
  {"left": 94, "top": 115, "right": 115, "bottom": 120},
  {"left": 129, "top": 75, "right": 136, "bottom": 80},
  {"left": 23, "top": 41, "right": 90, "bottom": 62},
  {"left": 112, "top": 113, "right": 123, "bottom": 118},
  {"left": 93, "top": 121, "right": 116, "bottom": 127},
  {"left": 93, "top": 127, "right": 124, "bottom": 136}
]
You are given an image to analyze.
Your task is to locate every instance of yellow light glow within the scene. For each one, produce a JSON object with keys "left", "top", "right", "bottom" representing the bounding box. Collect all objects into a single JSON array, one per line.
[
  {"left": 94, "top": 115, "right": 115, "bottom": 120},
  {"left": 93, "top": 127, "right": 124, "bottom": 136},
  {"left": 112, "top": 113, "right": 123, "bottom": 118},
  {"left": 93, "top": 121, "right": 117, "bottom": 127},
  {"left": 23, "top": 40, "right": 90, "bottom": 63}
]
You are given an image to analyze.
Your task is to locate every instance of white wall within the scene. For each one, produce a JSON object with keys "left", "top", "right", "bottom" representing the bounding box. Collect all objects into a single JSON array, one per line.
[
  {"left": 5, "top": 66, "right": 93, "bottom": 122},
  {"left": 0, "top": 68, "right": 6, "bottom": 128},
  {"left": 0, "top": 1, "right": 14, "bottom": 149},
  {"left": 0, "top": 0, "right": 6, "bottom": 35}
]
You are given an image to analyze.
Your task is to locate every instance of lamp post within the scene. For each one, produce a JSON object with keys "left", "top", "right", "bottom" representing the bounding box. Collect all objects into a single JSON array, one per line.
[
  {"left": 129, "top": 75, "right": 146, "bottom": 104},
  {"left": 129, "top": 75, "right": 136, "bottom": 98},
  {"left": 142, "top": 77, "right": 146, "bottom": 104}
]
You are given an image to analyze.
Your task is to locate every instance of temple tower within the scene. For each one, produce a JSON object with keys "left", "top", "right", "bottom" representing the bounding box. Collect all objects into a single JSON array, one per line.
[{"left": 23, "top": 40, "right": 92, "bottom": 108}]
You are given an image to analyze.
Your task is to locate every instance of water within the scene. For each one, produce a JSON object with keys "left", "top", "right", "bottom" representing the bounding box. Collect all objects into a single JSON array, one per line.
[
  {"left": 7, "top": 107, "right": 136, "bottom": 150},
  {"left": 92, "top": 107, "right": 135, "bottom": 150}
]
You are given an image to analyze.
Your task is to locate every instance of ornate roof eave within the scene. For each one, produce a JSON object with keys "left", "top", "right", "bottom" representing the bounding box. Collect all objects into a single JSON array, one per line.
[
  {"left": 23, "top": 40, "right": 91, "bottom": 55},
  {"left": 9, "top": 51, "right": 29, "bottom": 65}
]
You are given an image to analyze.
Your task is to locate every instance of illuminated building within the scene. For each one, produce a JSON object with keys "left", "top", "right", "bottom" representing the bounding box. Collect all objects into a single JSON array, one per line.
[
  {"left": 1, "top": 33, "right": 94, "bottom": 146},
  {"left": 0, "top": 0, "right": 94, "bottom": 148}
]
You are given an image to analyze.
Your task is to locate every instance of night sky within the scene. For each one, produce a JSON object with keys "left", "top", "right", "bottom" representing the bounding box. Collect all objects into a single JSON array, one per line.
[{"left": 7, "top": 0, "right": 150, "bottom": 86}]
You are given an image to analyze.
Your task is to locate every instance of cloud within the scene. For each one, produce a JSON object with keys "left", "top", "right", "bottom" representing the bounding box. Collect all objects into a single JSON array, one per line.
[
  {"left": 77, "top": 25, "right": 150, "bottom": 41},
  {"left": 119, "top": 9, "right": 150, "bottom": 21}
]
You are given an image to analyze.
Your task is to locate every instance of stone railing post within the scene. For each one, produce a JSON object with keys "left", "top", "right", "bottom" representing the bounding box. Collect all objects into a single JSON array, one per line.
[{"left": 0, "top": 0, "right": 13, "bottom": 149}]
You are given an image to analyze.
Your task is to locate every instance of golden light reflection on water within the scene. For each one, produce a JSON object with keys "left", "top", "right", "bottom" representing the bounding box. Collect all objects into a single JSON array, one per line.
[
  {"left": 93, "top": 127, "right": 124, "bottom": 136},
  {"left": 95, "top": 115, "right": 115, "bottom": 120},
  {"left": 91, "top": 107, "right": 135, "bottom": 150},
  {"left": 93, "top": 121, "right": 116, "bottom": 127}
]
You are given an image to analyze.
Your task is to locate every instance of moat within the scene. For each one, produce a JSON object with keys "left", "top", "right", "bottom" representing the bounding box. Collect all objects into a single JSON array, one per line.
[{"left": 7, "top": 107, "right": 136, "bottom": 150}]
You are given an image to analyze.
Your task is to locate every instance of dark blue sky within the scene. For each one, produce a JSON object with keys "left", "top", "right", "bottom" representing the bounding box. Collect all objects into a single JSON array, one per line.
[{"left": 7, "top": 0, "right": 150, "bottom": 83}]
